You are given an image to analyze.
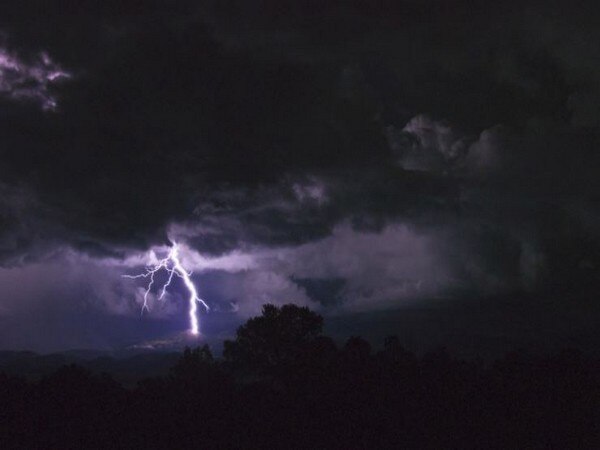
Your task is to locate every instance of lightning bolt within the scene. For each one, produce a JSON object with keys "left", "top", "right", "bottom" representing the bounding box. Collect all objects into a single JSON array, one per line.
[{"left": 123, "top": 242, "right": 209, "bottom": 335}]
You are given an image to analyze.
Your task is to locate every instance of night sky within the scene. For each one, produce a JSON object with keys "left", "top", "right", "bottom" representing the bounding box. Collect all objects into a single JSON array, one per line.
[{"left": 0, "top": 1, "right": 599, "bottom": 354}]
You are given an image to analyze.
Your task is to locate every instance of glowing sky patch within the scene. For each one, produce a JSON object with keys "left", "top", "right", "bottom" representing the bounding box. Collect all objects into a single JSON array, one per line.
[{"left": 0, "top": 47, "right": 70, "bottom": 110}]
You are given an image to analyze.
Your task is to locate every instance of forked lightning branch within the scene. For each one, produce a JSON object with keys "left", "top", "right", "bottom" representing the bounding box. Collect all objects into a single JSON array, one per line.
[{"left": 123, "top": 243, "right": 209, "bottom": 335}]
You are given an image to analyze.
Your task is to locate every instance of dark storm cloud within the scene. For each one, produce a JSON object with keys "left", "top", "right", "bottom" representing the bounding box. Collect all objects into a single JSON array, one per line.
[
  {"left": 181, "top": 167, "right": 458, "bottom": 255},
  {"left": 0, "top": 1, "right": 393, "bottom": 260},
  {"left": 0, "top": 0, "right": 598, "bottom": 312}
]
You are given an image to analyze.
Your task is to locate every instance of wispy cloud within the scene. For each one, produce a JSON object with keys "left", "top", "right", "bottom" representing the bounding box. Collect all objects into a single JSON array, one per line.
[{"left": 0, "top": 45, "right": 70, "bottom": 110}]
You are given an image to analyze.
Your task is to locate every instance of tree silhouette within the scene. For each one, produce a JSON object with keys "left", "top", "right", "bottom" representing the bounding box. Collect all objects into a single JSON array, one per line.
[
  {"left": 168, "top": 344, "right": 231, "bottom": 392},
  {"left": 343, "top": 335, "right": 372, "bottom": 361},
  {"left": 223, "top": 303, "right": 323, "bottom": 373},
  {"left": 378, "top": 335, "right": 417, "bottom": 371},
  {"left": 170, "top": 345, "right": 214, "bottom": 380},
  {"left": 2, "top": 305, "right": 600, "bottom": 448}
]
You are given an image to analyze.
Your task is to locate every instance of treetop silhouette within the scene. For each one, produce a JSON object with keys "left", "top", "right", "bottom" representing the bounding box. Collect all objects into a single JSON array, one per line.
[{"left": 223, "top": 303, "right": 323, "bottom": 372}]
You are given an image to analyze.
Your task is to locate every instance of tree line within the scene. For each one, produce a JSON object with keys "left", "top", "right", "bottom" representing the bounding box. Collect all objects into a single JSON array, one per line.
[{"left": 1, "top": 304, "right": 599, "bottom": 448}]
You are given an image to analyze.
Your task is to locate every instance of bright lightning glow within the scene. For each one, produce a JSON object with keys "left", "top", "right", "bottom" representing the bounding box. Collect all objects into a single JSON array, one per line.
[{"left": 123, "top": 242, "right": 209, "bottom": 335}]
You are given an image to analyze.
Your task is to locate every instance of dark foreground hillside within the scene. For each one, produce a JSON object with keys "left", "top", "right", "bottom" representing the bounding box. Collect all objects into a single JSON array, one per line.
[{"left": 1, "top": 304, "right": 599, "bottom": 449}]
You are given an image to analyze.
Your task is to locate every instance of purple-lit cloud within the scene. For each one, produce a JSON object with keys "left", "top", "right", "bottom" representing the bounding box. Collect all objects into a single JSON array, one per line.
[
  {"left": 0, "top": 1, "right": 599, "bottom": 353},
  {"left": 0, "top": 45, "right": 70, "bottom": 110}
]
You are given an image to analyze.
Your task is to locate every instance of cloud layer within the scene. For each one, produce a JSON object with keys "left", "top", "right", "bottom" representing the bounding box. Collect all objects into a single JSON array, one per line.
[{"left": 0, "top": 1, "right": 599, "bottom": 349}]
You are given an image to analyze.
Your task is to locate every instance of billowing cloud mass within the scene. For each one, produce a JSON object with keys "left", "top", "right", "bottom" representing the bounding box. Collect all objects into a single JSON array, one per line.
[{"left": 0, "top": 1, "right": 599, "bottom": 351}]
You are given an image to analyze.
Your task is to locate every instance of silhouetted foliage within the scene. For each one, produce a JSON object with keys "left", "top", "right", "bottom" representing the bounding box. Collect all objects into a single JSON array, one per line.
[
  {"left": 223, "top": 303, "right": 323, "bottom": 374},
  {"left": 380, "top": 335, "right": 417, "bottom": 367},
  {"left": 1, "top": 305, "right": 599, "bottom": 448},
  {"left": 170, "top": 345, "right": 213, "bottom": 379},
  {"left": 343, "top": 335, "right": 372, "bottom": 361}
]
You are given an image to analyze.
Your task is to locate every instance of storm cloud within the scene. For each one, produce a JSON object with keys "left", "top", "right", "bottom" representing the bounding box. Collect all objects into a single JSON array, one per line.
[{"left": 0, "top": 1, "right": 599, "bottom": 350}]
